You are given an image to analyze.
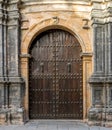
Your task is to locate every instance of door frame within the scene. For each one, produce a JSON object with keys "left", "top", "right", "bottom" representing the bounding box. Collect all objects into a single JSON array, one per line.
[
  {"left": 21, "top": 21, "right": 93, "bottom": 121},
  {"left": 28, "top": 29, "right": 84, "bottom": 119}
]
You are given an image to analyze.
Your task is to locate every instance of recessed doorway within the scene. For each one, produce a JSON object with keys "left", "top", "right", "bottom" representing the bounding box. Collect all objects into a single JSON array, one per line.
[{"left": 29, "top": 29, "right": 83, "bottom": 119}]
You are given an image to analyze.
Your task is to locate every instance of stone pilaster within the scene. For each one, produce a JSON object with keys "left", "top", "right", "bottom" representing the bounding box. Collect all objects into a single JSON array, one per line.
[
  {"left": 7, "top": 0, "right": 24, "bottom": 125},
  {"left": 0, "top": 0, "right": 9, "bottom": 125},
  {"left": 88, "top": 0, "right": 112, "bottom": 127},
  {"left": 0, "top": 0, "right": 4, "bottom": 77},
  {"left": 0, "top": 0, "right": 25, "bottom": 125}
]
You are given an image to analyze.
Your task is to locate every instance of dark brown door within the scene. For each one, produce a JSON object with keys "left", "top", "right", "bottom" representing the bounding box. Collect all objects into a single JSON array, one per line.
[{"left": 29, "top": 29, "right": 83, "bottom": 119}]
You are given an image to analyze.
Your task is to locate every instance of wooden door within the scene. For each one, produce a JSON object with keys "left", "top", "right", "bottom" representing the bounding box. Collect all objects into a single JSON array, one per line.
[{"left": 29, "top": 29, "right": 83, "bottom": 119}]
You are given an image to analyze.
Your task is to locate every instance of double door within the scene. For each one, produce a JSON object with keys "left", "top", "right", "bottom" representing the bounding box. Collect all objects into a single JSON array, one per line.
[{"left": 29, "top": 29, "right": 83, "bottom": 119}]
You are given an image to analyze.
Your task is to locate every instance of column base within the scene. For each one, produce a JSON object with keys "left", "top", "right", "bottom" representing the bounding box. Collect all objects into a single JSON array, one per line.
[
  {"left": 88, "top": 107, "right": 112, "bottom": 127},
  {"left": 0, "top": 76, "right": 25, "bottom": 125},
  {"left": 0, "top": 107, "right": 24, "bottom": 125}
]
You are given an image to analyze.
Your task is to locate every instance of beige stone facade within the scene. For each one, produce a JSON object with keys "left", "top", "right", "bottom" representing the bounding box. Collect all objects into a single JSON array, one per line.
[
  {"left": 1, "top": 0, "right": 112, "bottom": 126},
  {"left": 20, "top": 0, "right": 93, "bottom": 121}
]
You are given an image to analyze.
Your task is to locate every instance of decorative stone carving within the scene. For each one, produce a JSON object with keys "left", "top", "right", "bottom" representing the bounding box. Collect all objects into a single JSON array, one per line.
[
  {"left": 82, "top": 19, "right": 90, "bottom": 29},
  {"left": 52, "top": 16, "right": 59, "bottom": 24}
]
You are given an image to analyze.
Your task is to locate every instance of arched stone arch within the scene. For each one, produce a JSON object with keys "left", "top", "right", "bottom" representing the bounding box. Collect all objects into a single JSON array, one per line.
[
  {"left": 21, "top": 18, "right": 89, "bottom": 54},
  {"left": 21, "top": 18, "right": 93, "bottom": 121}
]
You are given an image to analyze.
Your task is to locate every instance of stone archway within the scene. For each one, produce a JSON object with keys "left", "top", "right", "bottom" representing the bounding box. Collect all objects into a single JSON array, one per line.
[
  {"left": 21, "top": 18, "right": 88, "bottom": 54},
  {"left": 20, "top": 18, "right": 92, "bottom": 121}
]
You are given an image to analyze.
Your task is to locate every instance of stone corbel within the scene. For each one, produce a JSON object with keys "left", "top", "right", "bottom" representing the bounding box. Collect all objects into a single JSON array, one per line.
[{"left": 82, "top": 19, "right": 90, "bottom": 29}]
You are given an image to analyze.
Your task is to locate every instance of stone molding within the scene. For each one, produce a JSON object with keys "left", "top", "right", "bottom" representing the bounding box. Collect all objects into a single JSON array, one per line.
[
  {"left": 21, "top": 0, "right": 90, "bottom": 6},
  {"left": 21, "top": 18, "right": 88, "bottom": 54},
  {"left": 91, "top": 1, "right": 112, "bottom": 23},
  {"left": 20, "top": 54, "right": 31, "bottom": 58}
]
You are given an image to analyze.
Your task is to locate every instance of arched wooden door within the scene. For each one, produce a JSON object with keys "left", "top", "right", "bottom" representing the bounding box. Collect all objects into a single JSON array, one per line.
[{"left": 29, "top": 29, "right": 83, "bottom": 119}]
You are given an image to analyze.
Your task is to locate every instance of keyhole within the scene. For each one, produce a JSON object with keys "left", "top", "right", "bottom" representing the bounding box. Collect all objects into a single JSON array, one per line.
[
  {"left": 67, "top": 63, "right": 71, "bottom": 73},
  {"left": 40, "top": 62, "right": 44, "bottom": 73}
]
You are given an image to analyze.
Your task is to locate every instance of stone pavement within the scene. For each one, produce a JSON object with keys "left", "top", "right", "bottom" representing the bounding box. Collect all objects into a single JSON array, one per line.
[{"left": 0, "top": 120, "right": 112, "bottom": 130}]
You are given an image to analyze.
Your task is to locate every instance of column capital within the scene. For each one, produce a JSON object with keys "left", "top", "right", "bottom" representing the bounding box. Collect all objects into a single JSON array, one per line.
[
  {"left": 20, "top": 54, "right": 32, "bottom": 58},
  {"left": 8, "top": 0, "right": 21, "bottom": 20},
  {"left": 81, "top": 52, "right": 93, "bottom": 57}
]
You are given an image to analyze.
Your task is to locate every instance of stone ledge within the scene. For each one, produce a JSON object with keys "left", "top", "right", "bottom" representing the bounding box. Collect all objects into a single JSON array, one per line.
[
  {"left": 21, "top": 0, "right": 90, "bottom": 6},
  {"left": 80, "top": 52, "right": 93, "bottom": 57},
  {"left": 89, "top": 75, "right": 112, "bottom": 83},
  {"left": 0, "top": 77, "right": 24, "bottom": 84},
  {"left": 20, "top": 54, "right": 31, "bottom": 58}
]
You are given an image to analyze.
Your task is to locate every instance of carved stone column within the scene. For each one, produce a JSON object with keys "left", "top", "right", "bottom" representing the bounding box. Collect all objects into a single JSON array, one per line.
[
  {"left": 0, "top": 0, "right": 4, "bottom": 108},
  {"left": 88, "top": 0, "right": 112, "bottom": 127},
  {"left": 0, "top": 0, "right": 9, "bottom": 125},
  {"left": 0, "top": 0, "right": 25, "bottom": 125},
  {"left": 7, "top": 0, "right": 25, "bottom": 125}
]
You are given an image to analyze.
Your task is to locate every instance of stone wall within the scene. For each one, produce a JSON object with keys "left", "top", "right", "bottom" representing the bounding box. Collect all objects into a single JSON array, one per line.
[
  {"left": 89, "top": 0, "right": 112, "bottom": 127},
  {"left": 20, "top": 0, "right": 92, "bottom": 123},
  {"left": 0, "top": 0, "right": 112, "bottom": 126},
  {"left": 0, "top": 0, "right": 24, "bottom": 125}
]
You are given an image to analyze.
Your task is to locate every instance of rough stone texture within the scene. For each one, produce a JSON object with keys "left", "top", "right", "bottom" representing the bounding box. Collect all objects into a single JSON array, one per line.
[
  {"left": 20, "top": 0, "right": 93, "bottom": 123},
  {"left": 0, "top": 0, "right": 112, "bottom": 127},
  {"left": 0, "top": 0, "right": 25, "bottom": 125},
  {"left": 89, "top": 0, "right": 112, "bottom": 127}
]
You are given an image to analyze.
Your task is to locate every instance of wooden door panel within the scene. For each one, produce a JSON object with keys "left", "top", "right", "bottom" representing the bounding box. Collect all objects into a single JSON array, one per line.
[
  {"left": 29, "top": 29, "right": 83, "bottom": 119},
  {"left": 29, "top": 77, "right": 55, "bottom": 119},
  {"left": 29, "top": 30, "right": 55, "bottom": 119},
  {"left": 58, "top": 78, "right": 83, "bottom": 119}
]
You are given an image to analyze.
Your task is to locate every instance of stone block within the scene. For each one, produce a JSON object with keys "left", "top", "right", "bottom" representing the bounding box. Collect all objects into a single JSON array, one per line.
[
  {"left": 102, "top": 108, "right": 112, "bottom": 123},
  {"left": 0, "top": 108, "right": 11, "bottom": 125},
  {"left": 88, "top": 108, "right": 102, "bottom": 121},
  {"left": 0, "top": 112, "right": 6, "bottom": 125},
  {"left": 10, "top": 108, "right": 24, "bottom": 125}
]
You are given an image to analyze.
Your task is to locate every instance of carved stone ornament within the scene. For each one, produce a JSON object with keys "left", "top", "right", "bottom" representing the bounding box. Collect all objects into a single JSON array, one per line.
[{"left": 52, "top": 16, "right": 59, "bottom": 24}]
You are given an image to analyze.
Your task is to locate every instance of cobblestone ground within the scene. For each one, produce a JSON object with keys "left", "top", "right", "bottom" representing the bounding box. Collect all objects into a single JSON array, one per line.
[{"left": 0, "top": 121, "right": 112, "bottom": 130}]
